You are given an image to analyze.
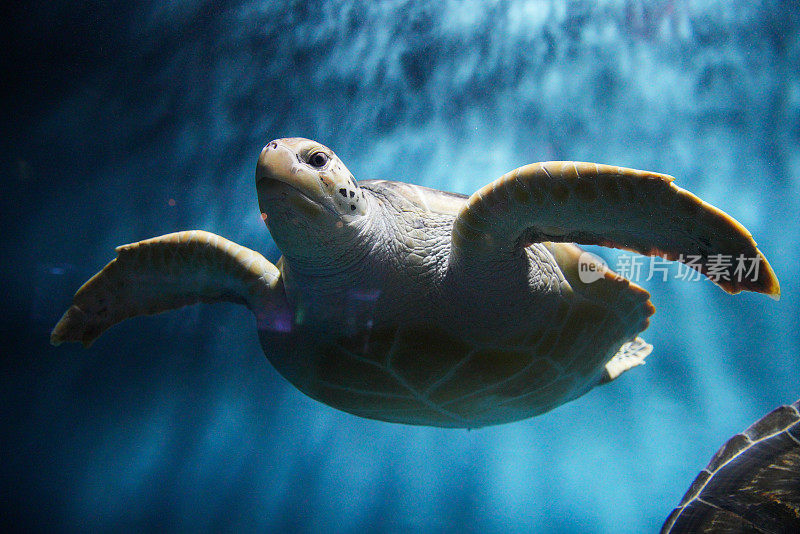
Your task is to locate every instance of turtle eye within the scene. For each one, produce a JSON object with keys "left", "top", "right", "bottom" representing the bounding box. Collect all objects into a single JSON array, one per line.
[{"left": 308, "top": 152, "right": 329, "bottom": 168}]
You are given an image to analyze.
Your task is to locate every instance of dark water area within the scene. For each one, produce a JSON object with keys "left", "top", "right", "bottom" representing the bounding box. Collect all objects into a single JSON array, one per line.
[{"left": 3, "top": 1, "right": 799, "bottom": 531}]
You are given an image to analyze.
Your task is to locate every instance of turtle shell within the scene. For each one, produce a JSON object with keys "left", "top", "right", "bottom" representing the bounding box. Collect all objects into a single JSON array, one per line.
[
  {"left": 662, "top": 399, "right": 800, "bottom": 533},
  {"left": 258, "top": 286, "right": 651, "bottom": 428}
]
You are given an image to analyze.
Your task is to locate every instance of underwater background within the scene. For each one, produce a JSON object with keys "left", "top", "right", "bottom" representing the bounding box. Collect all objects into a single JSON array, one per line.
[{"left": 3, "top": 1, "right": 799, "bottom": 532}]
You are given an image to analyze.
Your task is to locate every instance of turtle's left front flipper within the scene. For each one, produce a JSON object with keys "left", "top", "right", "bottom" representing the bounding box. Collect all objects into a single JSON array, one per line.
[
  {"left": 51, "top": 230, "right": 284, "bottom": 347},
  {"left": 451, "top": 162, "right": 780, "bottom": 297}
]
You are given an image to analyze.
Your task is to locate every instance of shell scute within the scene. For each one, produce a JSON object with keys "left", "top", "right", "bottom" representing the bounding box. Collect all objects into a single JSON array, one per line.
[
  {"left": 427, "top": 347, "right": 532, "bottom": 406},
  {"left": 389, "top": 325, "right": 472, "bottom": 391},
  {"left": 319, "top": 343, "right": 406, "bottom": 396},
  {"left": 484, "top": 357, "right": 561, "bottom": 401},
  {"left": 497, "top": 377, "right": 575, "bottom": 415},
  {"left": 317, "top": 382, "right": 417, "bottom": 413}
]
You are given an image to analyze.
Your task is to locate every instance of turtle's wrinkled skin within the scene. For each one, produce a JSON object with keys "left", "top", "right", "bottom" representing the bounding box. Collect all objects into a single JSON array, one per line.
[{"left": 51, "top": 137, "right": 780, "bottom": 428}]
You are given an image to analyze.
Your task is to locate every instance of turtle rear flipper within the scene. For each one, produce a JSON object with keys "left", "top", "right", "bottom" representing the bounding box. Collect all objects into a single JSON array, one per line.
[
  {"left": 50, "top": 230, "right": 284, "bottom": 347},
  {"left": 600, "top": 337, "right": 653, "bottom": 384}
]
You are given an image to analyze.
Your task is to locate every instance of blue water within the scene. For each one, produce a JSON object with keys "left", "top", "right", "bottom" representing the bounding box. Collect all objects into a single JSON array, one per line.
[{"left": 3, "top": 1, "right": 798, "bottom": 532}]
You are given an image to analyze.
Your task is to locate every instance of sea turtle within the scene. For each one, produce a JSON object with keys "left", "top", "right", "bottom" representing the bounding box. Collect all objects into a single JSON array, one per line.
[
  {"left": 662, "top": 398, "right": 800, "bottom": 533},
  {"left": 50, "top": 137, "right": 780, "bottom": 428}
]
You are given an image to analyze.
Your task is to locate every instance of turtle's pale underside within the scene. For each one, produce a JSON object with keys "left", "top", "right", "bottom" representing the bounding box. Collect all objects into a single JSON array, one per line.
[{"left": 51, "top": 138, "right": 780, "bottom": 428}]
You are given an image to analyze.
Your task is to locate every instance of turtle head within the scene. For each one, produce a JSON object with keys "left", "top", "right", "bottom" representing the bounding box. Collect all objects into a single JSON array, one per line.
[{"left": 256, "top": 137, "right": 370, "bottom": 265}]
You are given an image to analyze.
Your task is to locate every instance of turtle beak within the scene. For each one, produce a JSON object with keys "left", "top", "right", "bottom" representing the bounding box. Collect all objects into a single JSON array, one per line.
[
  {"left": 256, "top": 140, "right": 326, "bottom": 195},
  {"left": 256, "top": 140, "right": 331, "bottom": 221},
  {"left": 256, "top": 141, "right": 294, "bottom": 184}
]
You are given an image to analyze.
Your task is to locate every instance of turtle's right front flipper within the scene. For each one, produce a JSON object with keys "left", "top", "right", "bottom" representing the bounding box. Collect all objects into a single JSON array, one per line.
[
  {"left": 451, "top": 162, "right": 780, "bottom": 298},
  {"left": 51, "top": 230, "right": 285, "bottom": 347}
]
